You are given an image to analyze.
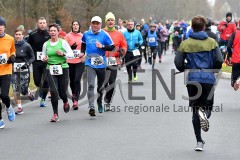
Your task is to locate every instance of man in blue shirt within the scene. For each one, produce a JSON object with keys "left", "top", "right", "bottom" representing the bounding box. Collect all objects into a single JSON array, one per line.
[{"left": 81, "top": 16, "right": 114, "bottom": 116}]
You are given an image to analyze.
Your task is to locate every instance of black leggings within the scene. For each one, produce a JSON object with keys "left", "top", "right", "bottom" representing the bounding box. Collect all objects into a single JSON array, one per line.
[
  {"left": 187, "top": 83, "right": 214, "bottom": 142},
  {"left": 68, "top": 62, "right": 85, "bottom": 101},
  {"left": 0, "top": 75, "right": 11, "bottom": 120},
  {"left": 125, "top": 51, "right": 138, "bottom": 80},
  {"left": 47, "top": 68, "right": 69, "bottom": 115},
  {"left": 231, "top": 63, "right": 240, "bottom": 87},
  {"left": 104, "top": 67, "right": 118, "bottom": 104},
  {"left": 32, "top": 61, "right": 49, "bottom": 100}
]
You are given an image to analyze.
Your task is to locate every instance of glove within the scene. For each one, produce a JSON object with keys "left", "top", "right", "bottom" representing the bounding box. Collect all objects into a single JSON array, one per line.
[
  {"left": 21, "top": 63, "right": 29, "bottom": 69},
  {"left": 119, "top": 48, "right": 125, "bottom": 57},
  {"left": 7, "top": 55, "right": 15, "bottom": 64},
  {"left": 135, "top": 42, "right": 140, "bottom": 47},
  {"left": 70, "top": 42, "right": 78, "bottom": 50}
]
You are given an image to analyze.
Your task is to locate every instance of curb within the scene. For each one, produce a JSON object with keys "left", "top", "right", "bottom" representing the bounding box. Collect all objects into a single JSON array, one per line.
[{"left": 221, "top": 72, "right": 231, "bottom": 79}]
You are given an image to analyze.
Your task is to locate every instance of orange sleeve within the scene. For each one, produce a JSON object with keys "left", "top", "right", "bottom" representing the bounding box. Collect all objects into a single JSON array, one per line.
[
  {"left": 10, "top": 38, "right": 16, "bottom": 56},
  {"left": 120, "top": 33, "right": 127, "bottom": 55}
]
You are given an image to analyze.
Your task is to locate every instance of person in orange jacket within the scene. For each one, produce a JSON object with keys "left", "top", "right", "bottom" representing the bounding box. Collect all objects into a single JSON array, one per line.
[{"left": 103, "top": 12, "right": 127, "bottom": 111}]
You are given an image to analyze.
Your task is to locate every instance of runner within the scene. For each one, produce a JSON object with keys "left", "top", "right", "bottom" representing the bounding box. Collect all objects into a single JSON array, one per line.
[
  {"left": 103, "top": 12, "right": 127, "bottom": 111},
  {"left": 12, "top": 27, "right": 35, "bottom": 115},
  {"left": 146, "top": 23, "right": 160, "bottom": 70},
  {"left": 42, "top": 23, "right": 74, "bottom": 122},
  {"left": 174, "top": 15, "right": 223, "bottom": 151},
  {"left": 0, "top": 16, "right": 16, "bottom": 128},
  {"left": 227, "top": 27, "right": 240, "bottom": 90},
  {"left": 123, "top": 19, "right": 143, "bottom": 83},
  {"left": 81, "top": 16, "right": 114, "bottom": 116},
  {"left": 28, "top": 17, "right": 50, "bottom": 107},
  {"left": 64, "top": 20, "right": 85, "bottom": 110}
]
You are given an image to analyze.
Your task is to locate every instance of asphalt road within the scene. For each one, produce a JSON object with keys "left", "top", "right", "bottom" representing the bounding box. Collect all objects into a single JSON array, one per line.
[{"left": 0, "top": 48, "right": 239, "bottom": 160}]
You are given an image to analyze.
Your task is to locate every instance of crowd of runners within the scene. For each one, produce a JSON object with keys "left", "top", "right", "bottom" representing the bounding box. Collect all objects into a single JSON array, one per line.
[{"left": 1, "top": 11, "right": 240, "bottom": 151}]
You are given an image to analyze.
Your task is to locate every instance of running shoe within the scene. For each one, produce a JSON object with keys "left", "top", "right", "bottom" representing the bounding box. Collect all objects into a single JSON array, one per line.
[
  {"left": 194, "top": 141, "right": 205, "bottom": 151},
  {"left": 98, "top": 103, "right": 103, "bottom": 113},
  {"left": 63, "top": 102, "right": 70, "bottom": 113},
  {"left": 105, "top": 103, "right": 111, "bottom": 112},
  {"left": 198, "top": 107, "right": 209, "bottom": 132},
  {"left": 72, "top": 101, "right": 78, "bottom": 110},
  {"left": 40, "top": 99, "right": 46, "bottom": 107},
  {"left": 28, "top": 90, "right": 35, "bottom": 101},
  {"left": 0, "top": 119, "right": 5, "bottom": 129},
  {"left": 6, "top": 105, "right": 15, "bottom": 122},
  {"left": 133, "top": 75, "right": 138, "bottom": 81},
  {"left": 50, "top": 114, "right": 59, "bottom": 122},
  {"left": 89, "top": 108, "right": 96, "bottom": 117},
  {"left": 152, "top": 64, "right": 155, "bottom": 70},
  {"left": 15, "top": 108, "right": 24, "bottom": 115}
]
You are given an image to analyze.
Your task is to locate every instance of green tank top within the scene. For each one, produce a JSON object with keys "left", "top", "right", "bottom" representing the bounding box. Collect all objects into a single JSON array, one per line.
[{"left": 46, "top": 38, "right": 68, "bottom": 69}]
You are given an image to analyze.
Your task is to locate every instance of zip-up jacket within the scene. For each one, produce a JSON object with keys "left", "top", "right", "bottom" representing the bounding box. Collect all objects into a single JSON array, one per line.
[{"left": 174, "top": 31, "right": 223, "bottom": 84}]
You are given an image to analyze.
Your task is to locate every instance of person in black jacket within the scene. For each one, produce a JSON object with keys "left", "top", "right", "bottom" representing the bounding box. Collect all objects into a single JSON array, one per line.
[
  {"left": 28, "top": 17, "right": 50, "bottom": 107},
  {"left": 205, "top": 18, "right": 218, "bottom": 42},
  {"left": 13, "top": 28, "right": 35, "bottom": 114}
]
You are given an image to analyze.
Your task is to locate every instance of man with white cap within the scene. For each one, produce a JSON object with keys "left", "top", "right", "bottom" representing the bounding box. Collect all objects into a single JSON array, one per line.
[
  {"left": 81, "top": 16, "right": 115, "bottom": 116},
  {"left": 103, "top": 12, "right": 127, "bottom": 111},
  {"left": 0, "top": 16, "right": 16, "bottom": 128}
]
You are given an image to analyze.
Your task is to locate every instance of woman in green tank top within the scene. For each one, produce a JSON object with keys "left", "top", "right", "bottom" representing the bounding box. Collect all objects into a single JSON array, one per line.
[{"left": 42, "top": 23, "right": 74, "bottom": 122}]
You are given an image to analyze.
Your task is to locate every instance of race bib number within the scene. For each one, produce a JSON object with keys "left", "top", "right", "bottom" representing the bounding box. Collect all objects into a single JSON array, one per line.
[
  {"left": 13, "top": 63, "right": 28, "bottom": 72},
  {"left": 0, "top": 53, "right": 7, "bottom": 65},
  {"left": 133, "top": 49, "right": 141, "bottom": 56},
  {"left": 148, "top": 37, "right": 156, "bottom": 43},
  {"left": 141, "top": 46, "right": 145, "bottom": 49},
  {"left": 91, "top": 57, "right": 104, "bottom": 66},
  {"left": 73, "top": 50, "right": 80, "bottom": 58},
  {"left": 49, "top": 65, "right": 63, "bottom": 75},
  {"left": 37, "top": 52, "right": 43, "bottom": 60},
  {"left": 107, "top": 57, "right": 117, "bottom": 66}
]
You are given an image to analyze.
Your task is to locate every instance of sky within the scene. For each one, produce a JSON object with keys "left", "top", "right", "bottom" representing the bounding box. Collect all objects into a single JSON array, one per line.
[{"left": 208, "top": 0, "right": 216, "bottom": 6}]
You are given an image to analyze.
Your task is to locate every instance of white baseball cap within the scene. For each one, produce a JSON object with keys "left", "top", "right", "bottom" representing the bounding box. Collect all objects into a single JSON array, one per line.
[{"left": 91, "top": 16, "right": 102, "bottom": 23}]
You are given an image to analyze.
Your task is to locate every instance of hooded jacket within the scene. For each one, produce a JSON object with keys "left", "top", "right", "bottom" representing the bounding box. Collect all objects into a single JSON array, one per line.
[{"left": 174, "top": 31, "right": 223, "bottom": 84}]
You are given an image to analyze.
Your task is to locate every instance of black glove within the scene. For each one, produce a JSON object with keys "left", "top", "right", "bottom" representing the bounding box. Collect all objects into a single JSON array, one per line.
[
  {"left": 7, "top": 55, "right": 15, "bottom": 64},
  {"left": 21, "top": 63, "right": 29, "bottom": 69},
  {"left": 135, "top": 42, "right": 140, "bottom": 47},
  {"left": 70, "top": 42, "right": 78, "bottom": 50},
  {"left": 119, "top": 48, "right": 124, "bottom": 56}
]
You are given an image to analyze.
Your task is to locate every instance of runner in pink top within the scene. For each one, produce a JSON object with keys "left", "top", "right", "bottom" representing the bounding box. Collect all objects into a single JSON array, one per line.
[{"left": 64, "top": 20, "right": 85, "bottom": 110}]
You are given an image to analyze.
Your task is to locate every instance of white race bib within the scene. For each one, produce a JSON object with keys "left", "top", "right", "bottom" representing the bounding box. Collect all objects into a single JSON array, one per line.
[
  {"left": 148, "top": 37, "right": 156, "bottom": 43},
  {"left": 132, "top": 49, "right": 141, "bottom": 56},
  {"left": 37, "top": 52, "right": 43, "bottom": 60},
  {"left": 107, "top": 57, "right": 117, "bottom": 66},
  {"left": 91, "top": 56, "right": 104, "bottom": 66},
  {"left": 13, "top": 63, "right": 28, "bottom": 72},
  {"left": 49, "top": 65, "right": 63, "bottom": 75},
  {"left": 73, "top": 50, "right": 80, "bottom": 58},
  {"left": 141, "top": 46, "right": 145, "bottom": 49},
  {"left": 0, "top": 53, "right": 8, "bottom": 65}
]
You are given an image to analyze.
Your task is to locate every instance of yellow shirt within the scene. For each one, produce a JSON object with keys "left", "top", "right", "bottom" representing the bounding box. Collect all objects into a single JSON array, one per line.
[{"left": 0, "top": 34, "right": 16, "bottom": 75}]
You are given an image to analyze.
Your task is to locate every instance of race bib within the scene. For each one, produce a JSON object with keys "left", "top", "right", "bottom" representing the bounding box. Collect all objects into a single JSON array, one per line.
[
  {"left": 148, "top": 37, "right": 156, "bottom": 43},
  {"left": 73, "top": 50, "right": 80, "bottom": 58},
  {"left": 37, "top": 52, "right": 43, "bottom": 60},
  {"left": 107, "top": 57, "right": 117, "bottom": 66},
  {"left": 49, "top": 65, "right": 63, "bottom": 75},
  {"left": 91, "top": 56, "right": 104, "bottom": 66},
  {"left": 141, "top": 46, "right": 145, "bottom": 49},
  {"left": 13, "top": 63, "right": 28, "bottom": 72},
  {"left": 133, "top": 49, "right": 141, "bottom": 56},
  {"left": 0, "top": 53, "right": 7, "bottom": 65}
]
